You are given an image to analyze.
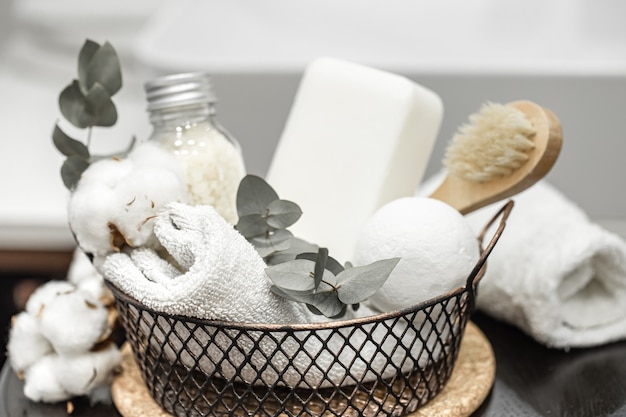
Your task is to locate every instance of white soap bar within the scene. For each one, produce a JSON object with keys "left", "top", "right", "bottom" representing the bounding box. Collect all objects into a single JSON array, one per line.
[{"left": 266, "top": 58, "right": 443, "bottom": 262}]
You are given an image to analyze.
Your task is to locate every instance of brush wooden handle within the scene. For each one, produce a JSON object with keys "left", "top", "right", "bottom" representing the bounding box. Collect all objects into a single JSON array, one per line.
[{"left": 430, "top": 100, "right": 562, "bottom": 214}]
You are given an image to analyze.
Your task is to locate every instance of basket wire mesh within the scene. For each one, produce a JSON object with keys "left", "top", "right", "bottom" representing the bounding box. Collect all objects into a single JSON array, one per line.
[{"left": 109, "top": 201, "right": 513, "bottom": 417}]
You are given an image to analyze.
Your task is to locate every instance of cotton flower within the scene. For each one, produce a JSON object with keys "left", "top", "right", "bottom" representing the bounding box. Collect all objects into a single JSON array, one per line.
[
  {"left": 7, "top": 280, "right": 121, "bottom": 403},
  {"left": 22, "top": 343, "right": 121, "bottom": 403},
  {"left": 39, "top": 290, "right": 109, "bottom": 355},
  {"left": 67, "top": 141, "right": 188, "bottom": 265},
  {"left": 7, "top": 313, "right": 53, "bottom": 373},
  {"left": 53, "top": 343, "right": 121, "bottom": 397},
  {"left": 22, "top": 355, "right": 69, "bottom": 403},
  {"left": 67, "top": 247, "right": 111, "bottom": 302},
  {"left": 25, "top": 281, "right": 75, "bottom": 317}
]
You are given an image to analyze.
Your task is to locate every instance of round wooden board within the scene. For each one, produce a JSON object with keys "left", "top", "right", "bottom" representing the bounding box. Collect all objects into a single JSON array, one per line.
[{"left": 112, "top": 321, "right": 495, "bottom": 417}]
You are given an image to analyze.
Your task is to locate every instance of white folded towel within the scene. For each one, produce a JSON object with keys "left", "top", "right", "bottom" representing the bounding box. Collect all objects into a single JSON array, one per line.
[{"left": 420, "top": 175, "right": 626, "bottom": 348}]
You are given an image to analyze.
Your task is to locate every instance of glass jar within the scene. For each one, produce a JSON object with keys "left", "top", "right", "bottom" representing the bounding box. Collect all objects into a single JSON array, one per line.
[{"left": 144, "top": 72, "right": 246, "bottom": 224}]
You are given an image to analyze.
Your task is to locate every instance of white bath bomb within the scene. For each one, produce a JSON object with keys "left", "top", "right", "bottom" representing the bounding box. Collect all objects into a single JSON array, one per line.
[{"left": 353, "top": 197, "right": 479, "bottom": 312}]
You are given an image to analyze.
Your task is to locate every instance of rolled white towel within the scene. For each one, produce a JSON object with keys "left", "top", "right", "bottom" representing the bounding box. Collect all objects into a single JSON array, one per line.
[
  {"left": 102, "top": 201, "right": 312, "bottom": 323},
  {"left": 420, "top": 174, "right": 626, "bottom": 348}
]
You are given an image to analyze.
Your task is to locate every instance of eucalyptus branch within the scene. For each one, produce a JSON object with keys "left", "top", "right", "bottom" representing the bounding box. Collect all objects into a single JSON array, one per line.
[
  {"left": 52, "top": 39, "right": 129, "bottom": 191},
  {"left": 234, "top": 175, "right": 400, "bottom": 318}
]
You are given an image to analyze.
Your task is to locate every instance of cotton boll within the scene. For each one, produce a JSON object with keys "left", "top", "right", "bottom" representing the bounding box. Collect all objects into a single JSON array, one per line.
[
  {"left": 25, "top": 281, "right": 75, "bottom": 317},
  {"left": 67, "top": 180, "right": 122, "bottom": 257},
  {"left": 76, "top": 277, "right": 112, "bottom": 305},
  {"left": 69, "top": 158, "right": 136, "bottom": 257},
  {"left": 39, "top": 291, "right": 108, "bottom": 355},
  {"left": 23, "top": 355, "right": 69, "bottom": 403},
  {"left": 55, "top": 343, "right": 121, "bottom": 396},
  {"left": 67, "top": 142, "right": 188, "bottom": 262},
  {"left": 67, "top": 248, "right": 97, "bottom": 286},
  {"left": 79, "top": 154, "right": 135, "bottom": 187},
  {"left": 7, "top": 312, "right": 53, "bottom": 373},
  {"left": 67, "top": 248, "right": 110, "bottom": 302},
  {"left": 354, "top": 197, "right": 480, "bottom": 312},
  {"left": 108, "top": 162, "right": 187, "bottom": 249}
]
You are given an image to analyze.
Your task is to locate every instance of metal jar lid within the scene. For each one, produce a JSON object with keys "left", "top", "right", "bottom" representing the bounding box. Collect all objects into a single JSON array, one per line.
[{"left": 144, "top": 72, "right": 217, "bottom": 111}]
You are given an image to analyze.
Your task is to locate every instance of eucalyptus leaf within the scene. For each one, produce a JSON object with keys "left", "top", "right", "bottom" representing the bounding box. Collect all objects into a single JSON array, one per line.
[
  {"left": 82, "top": 41, "right": 122, "bottom": 96},
  {"left": 330, "top": 304, "right": 348, "bottom": 319},
  {"left": 52, "top": 124, "right": 89, "bottom": 158},
  {"left": 236, "top": 213, "right": 268, "bottom": 238},
  {"left": 251, "top": 244, "right": 275, "bottom": 258},
  {"left": 308, "top": 302, "right": 347, "bottom": 318},
  {"left": 267, "top": 229, "right": 293, "bottom": 247},
  {"left": 271, "top": 285, "right": 344, "bottom": 318},
  {"left": 336, "top": 258, "right": 400, "bottom": 304},
  {"left": 266, "top": 199, "right": 302, "bottom": 229},
  {"left": 296, "top": 252, "right": 345, "bottom": 276},
  {"left": 61, "top": 155, "right": 90, "bottom": 190},
  {"left": 265, "top": 238, "right": 319, "bottom": 266},
  {"left": 59, "top": 80, "right": 91, "bottom": 128},
  {"left": 84, "top": 82, "right": 117, "bottom": 127},
  {"left": 249, "top": 229, "right": 293, "bottom": 257},
  {"left": 265, "top": 259, "right": 316, "bottom": 291},
  {"left": 77, "top": 40, "right": 101, "bottom": 92},
  {"left": 236, "top": 175, "right": 279, "bottom": 217},
  {"left": 313, "top": 248, "right": 328, "bottom": 290},
  {"left": 306, "top": 304, "right": 324, "bottom": 316},
  {"left": 266, "top": 257, "right": 338, "bottom": 290},
  {"left": 305, "top": 293, "right": 344, "bottom": 318}
]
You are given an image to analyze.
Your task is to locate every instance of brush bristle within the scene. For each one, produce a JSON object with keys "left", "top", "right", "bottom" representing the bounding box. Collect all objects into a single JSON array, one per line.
[{"left": 443, "top": 102, "right": 537, "bottom": 182}]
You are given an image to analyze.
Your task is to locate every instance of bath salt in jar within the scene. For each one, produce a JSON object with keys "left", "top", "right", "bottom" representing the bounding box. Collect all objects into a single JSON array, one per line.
[{"left": 144, "top": 72, "right": 246, "bottom": 224}]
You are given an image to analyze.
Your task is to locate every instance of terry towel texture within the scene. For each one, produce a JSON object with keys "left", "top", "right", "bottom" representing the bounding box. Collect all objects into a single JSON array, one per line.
[
  {"left": 103, "top": 202, "right": 311, "bottom": 324},
  {"left": 102, "top": 202, "right": 440, "bottom": 387},
  {"left": 422, "top": 177, "right": 626, "bottom": 348}
]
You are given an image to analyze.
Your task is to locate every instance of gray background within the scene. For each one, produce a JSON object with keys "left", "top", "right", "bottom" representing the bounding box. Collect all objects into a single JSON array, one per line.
[{"left": 1, "top": 0, "right": 625, "bottom": 249}]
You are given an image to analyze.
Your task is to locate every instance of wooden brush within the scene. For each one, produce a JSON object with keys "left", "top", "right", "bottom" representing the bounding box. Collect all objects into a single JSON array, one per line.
[{"left": 430, "top": 100, "right": 562, "bottom": 214}]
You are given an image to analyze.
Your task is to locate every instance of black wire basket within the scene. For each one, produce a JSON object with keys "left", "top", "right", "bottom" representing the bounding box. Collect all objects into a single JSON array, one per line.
[{"left": 108, "top": 201, "right": 513, "bottom": 417}]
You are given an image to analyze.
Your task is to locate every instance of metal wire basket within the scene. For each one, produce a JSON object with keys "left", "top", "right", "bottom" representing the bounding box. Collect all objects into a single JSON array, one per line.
[{"left": 108, "top": 201, "right": 513, "bottom": 417}]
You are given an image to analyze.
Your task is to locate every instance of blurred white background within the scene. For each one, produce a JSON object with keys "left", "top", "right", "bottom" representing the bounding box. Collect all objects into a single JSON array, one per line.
[{"left": 0, "top": 0, "right": 625, "bottom": 249}]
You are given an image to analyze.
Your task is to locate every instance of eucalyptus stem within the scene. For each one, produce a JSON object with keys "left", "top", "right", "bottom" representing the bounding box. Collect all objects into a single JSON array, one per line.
[
  {"left": 86, "top": 127, "right": 93, "bottom": 149},
  {"left": 315, "top": 278, "right": 338, "bottom": 292}
]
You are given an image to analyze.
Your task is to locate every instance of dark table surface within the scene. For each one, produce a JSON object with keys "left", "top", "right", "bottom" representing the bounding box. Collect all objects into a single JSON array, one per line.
[{"left": 2, "top": 312, "right": 626, "bottom": 417}]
